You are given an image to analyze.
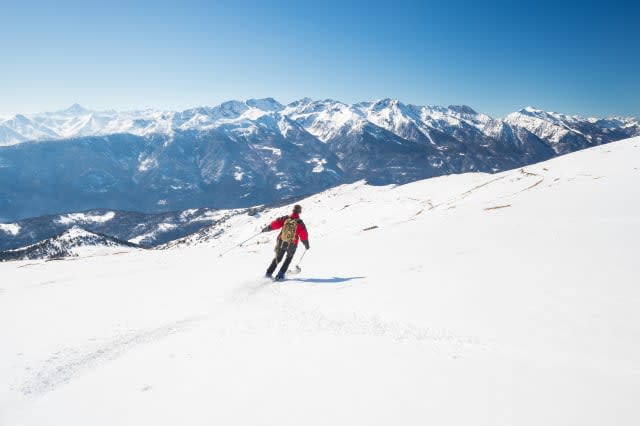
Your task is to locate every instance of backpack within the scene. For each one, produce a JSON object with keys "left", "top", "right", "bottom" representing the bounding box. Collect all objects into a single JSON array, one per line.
[{"left": 279, "top": 217, "right": 299, "bottom": 243}]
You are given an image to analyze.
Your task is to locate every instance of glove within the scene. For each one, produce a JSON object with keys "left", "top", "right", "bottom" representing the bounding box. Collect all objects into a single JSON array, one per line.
[
  {"left": 302, "top": 240, "right": 310, "bottom": 250},
  {"left": 261, "top": 225, "right": 271, "bottom": 233}
]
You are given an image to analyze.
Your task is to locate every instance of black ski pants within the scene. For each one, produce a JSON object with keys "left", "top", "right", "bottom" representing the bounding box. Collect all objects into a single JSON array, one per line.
[{"left": 266, "top": 240, "right": 297, "bottom": 276}]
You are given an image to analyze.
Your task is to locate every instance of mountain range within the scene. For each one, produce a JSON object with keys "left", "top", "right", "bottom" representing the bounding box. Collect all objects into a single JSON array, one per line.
[
  {"left": 0, "top": 226, "right": 138, "bottom": 262},
  {"left": 0, "top": 207, "right": 246, "bottom": 252},
  {"left": 0, "top": 98, "right": 638, "bottom": 222}
]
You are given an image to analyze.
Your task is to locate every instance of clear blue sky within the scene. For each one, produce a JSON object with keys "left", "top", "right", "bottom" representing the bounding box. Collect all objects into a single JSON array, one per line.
[{"left": 1, "top": 0, "right": 638, "bottom": 118}]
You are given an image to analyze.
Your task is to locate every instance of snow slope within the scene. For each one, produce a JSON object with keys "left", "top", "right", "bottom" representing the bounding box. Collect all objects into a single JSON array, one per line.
[{"left": 1, "top": 137, "right": 639, "bottom": 425}]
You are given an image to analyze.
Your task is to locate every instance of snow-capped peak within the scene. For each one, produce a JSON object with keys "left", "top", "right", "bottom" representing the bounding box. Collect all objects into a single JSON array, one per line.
[
  {"left": 281, "top": 99, "right": 362, "bottom": 142},
  {"left": 287, "top": 97, "right": 314, "bottom": 108},
  {"left": 522, "top": 106, "right": 542, "bottom": 114},
  {"left": 246, "top": 98, "right": 284, "bottom": 112},
  {"left": 370, "top": 98, "right": 400, "bottom": 109},
  {"left": 58, "top": 225, "right": 97, "bottom": 241},
  {"left": 62, "top": 103, "right": 90, "bottom": 115},
  {"left": 353, "top": 98, "right": 428, "bottom": 141},
  {"left": 215, "top": 100, "right": 250, "bottom": 118},
  {"left": 447, "top": 105, "right": 478, "bottom": 115}
]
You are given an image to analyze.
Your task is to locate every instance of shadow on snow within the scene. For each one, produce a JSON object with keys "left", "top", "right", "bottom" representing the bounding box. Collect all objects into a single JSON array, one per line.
[{"left": 286, "top": 276, "right": 366, "bottom": 284}]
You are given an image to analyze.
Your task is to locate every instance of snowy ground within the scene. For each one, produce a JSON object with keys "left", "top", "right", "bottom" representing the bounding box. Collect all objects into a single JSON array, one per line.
[{"left": 1, "top": 137, "right": 639, "bottom": 426}]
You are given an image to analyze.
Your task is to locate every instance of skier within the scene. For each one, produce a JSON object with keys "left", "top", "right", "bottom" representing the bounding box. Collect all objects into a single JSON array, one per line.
[{"left": 261, "top": 204, "right": 310, "bottom": 281}]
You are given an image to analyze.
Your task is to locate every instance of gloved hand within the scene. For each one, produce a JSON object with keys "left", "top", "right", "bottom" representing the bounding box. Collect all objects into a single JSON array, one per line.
[
  {"left": 261, "top": 225, "right": 271, "bottom": 233},
  {"left": 303, "top": 240, "right": 310, "bottom": 250}
]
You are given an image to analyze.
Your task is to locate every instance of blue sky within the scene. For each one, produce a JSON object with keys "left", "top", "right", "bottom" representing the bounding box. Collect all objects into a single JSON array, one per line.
[{"left": 1, "top": 0, "right": 638, "bottom": 117}]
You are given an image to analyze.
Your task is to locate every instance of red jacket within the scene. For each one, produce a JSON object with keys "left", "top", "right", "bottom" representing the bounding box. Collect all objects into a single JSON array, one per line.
[{"left": 270, "top": 213, "right": 308, "bottom": 245}]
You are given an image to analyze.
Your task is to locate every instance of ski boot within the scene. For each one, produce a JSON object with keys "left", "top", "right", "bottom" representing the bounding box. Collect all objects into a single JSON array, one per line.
[{"left": 274, "top": 272, "right": 285, "bottom": 282}]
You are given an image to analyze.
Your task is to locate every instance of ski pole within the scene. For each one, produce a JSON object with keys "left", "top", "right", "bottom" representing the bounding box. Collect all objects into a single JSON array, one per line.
[
  {"left": 218, "top": 231, "right": 262, "bottom": 258},
  {"left": 298, "top": 249, "right": 307, "bottom": 265},
  {"left": 294, "top": 249, "right": 308, "bottom": 272}
]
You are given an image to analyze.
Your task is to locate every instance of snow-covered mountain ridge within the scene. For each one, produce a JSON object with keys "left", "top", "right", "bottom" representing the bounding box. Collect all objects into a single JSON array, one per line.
[
  {"left": 0, "top": 226, "right": 138, "bottom": 261},
  {"left": 1, "top": 98, "right": 638, "bottom": 222},
  {"left": 1, "top": 136, "right": 638, "bottom": 425},
  {"left": 1, "top": 99, "right": 637, "bottom": 148},
  {"left": 0, "top": 207, "right": 244, "bottom": 254}
]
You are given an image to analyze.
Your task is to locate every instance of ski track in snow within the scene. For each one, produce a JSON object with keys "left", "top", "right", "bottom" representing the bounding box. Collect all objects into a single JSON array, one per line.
[
  {"left": 20, "top": 316, "right": 202, "bottom": 397},
  {"left": 436, "top": 170, "right": 546, "bottom": 210},
  {"left": 260, "top": 298, "right": 482, "bottom": 355},
  {"left": 225, "top": 279, "right": 484, "bottom": 357},
  {"left": 459, "top": 175, "right": 507, "bottom": 199},
  {"left": 17, "top": 278, "right": 273, "bottom": 399},
  {"left": 19, "top": 277, "right": 482, "bottom": 399},
  {"left": 226, "top": 277, "right": 275, "bottom": 302}
]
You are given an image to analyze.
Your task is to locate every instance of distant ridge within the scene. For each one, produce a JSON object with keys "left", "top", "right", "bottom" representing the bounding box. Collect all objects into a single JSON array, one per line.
[{"left": 0, "top": 98, "right": 638, "bottom": 221}]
